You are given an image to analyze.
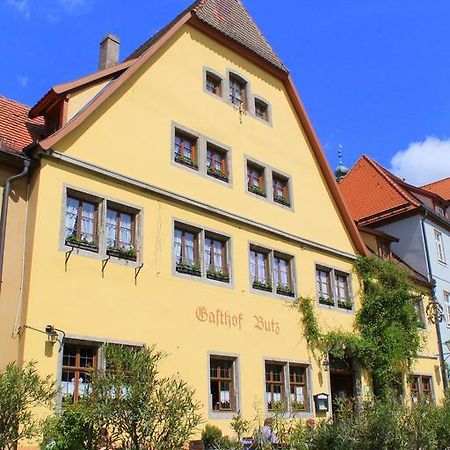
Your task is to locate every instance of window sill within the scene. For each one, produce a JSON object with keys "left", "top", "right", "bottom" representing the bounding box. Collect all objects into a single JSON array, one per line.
[
  {"left": 274, "top": 196, "right": 291, "bottom": 207},
  {"left": 253, "top": 282, "right": 272, "bottom": 292},
  {"left": 248, "top": 185, "right": 266, "bottom": 197},
  {"left": 174, "top": 154, "right": 198, "bottom": 170},
  {"left": 276, "top": 287, "right": 295, "bottom": 297},
  {"left": 318, "top": 302, "right": 354, "bottom": 314},
  {"left": 107, "top": 248, "right": 137, "bottom": 261},
  {"left": 176, "top": 265, "right": 201, "bottom": 277},
  {"left": 65, "top": 239, "right": 98, "bottom": 252},
  {"left": 207, "top": 271, "right": 230, "bottom": 283},
  {"left": 207, "top": 167, "right": 229, "bottom": 183}
]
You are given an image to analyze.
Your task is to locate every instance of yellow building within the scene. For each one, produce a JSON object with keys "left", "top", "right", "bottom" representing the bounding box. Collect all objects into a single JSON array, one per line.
[{"left": 0, "top": 0, "right": 444, "bottom": 448}]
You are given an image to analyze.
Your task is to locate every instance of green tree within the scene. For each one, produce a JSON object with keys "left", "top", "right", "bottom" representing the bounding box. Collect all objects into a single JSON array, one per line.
[
  {"left": 0, "top": 361, "right": 56, "bottom": 450},
  {"left": 43, "top": 345, "right": 202, "bottom": 450}
]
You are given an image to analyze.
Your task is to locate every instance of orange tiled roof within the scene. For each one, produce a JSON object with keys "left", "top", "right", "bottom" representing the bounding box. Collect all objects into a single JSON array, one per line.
[
  {"left": 421, "top": 177, "right": 450, "bottom": 201},
  {"left": 339, "top": 155, "right": 419, "bottom": 224},
  {"left": 0, "top": 96, "right": 44, "bottom": 152}
]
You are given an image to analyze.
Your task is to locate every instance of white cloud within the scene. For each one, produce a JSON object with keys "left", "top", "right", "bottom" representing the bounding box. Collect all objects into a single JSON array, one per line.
[
  {"left": 6, "top": 0, "right": 30, "bottom": 19},
  {"left": 57, "top": 0, "right": 89, "bottom": 13},
  {"left": 389, "top": 136, "right": 450, "bottom": 186},
  {"left": 17, "top": 74, "right": 28, "bottom": 88}
]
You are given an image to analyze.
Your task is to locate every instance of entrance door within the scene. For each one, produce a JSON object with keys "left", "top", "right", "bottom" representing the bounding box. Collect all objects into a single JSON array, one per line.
[{"left": 330, "top": 362, "right": 354, "bottom": 418}]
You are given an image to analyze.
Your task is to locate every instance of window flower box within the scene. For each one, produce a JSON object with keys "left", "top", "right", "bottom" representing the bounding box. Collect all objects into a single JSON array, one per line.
[
  {"left": 291, "top": 400, "right": 306, "bottom": 411},
  {"left": 207, "top": 167, "right": 228, "bottom": 182},
  {"left": 176, "top": 262, "right": 201, "bottom": 277},
  {"left": 175, "top": 153, "right": 198, "bottom": 169},
  {"left": 253, "top": 279, "right": 272, "bottom": 292},
  {"left": 276, "top": 284, "right": 295, "bottom": 297},
  {"left": 319, "top": 296, "right": 335, "bottom": 307},
  {"left": 338, "top": 299, "right": 353, "bottom": 310},
  {"left": 65, "top": 235, "right": 98, "bottom": 251},
  {"left": 107, "top": 246, "right": 137, "bottom": 261},
  {"left": 207, "top": 268, "right": 230, "bottom": 283},
  {"left": 274, "top": 195, "right": 290, "bottom": 207},
  {"left": 248, "top": 184, "right": 266, "bottom": 197}
]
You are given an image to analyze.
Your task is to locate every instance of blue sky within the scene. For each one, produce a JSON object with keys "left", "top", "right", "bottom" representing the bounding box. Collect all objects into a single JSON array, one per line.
[{"left": 2, "top": 0, "right": 449, "bottom": 184}]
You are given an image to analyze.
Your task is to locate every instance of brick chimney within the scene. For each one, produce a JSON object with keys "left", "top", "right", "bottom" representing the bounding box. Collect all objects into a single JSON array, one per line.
[{"left": 99, "top": 34, "right": 120, "bottom": 70}]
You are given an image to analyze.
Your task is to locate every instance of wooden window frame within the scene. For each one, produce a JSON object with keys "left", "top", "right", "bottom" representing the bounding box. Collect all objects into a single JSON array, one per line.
[
  {"left": 209, "top": 356, "right": 237, "bottom": 413},
  {"left": 205, "top": 233, "right": 230, "bottom": 283},
  {"left": 265, "top": 362, "right": 286, "bottom": 411},
  {"left": 335, "top": 271, "right": 350, "bottom": 307},
  {"left": 377, "top": 239, "right": 391, "bottom": 259},
  {"left": 272, "top": 173, "right": 290, "bottom": 207},
  {"left": 289, "top": 365, "right": 308, "bottom": 412},
  {"left": 174, "top": 130, "right": 198, "bottom": 170},
  {"left": 229, "top": 74, "right": 247, "bottom": 109},
  {"left": 205, "top": 72, "right": 222, "bottom": 97},
  {"left": 273, "top": 253, "right": 294, "bottom": 297},
  {"left": 105, "top": 207, "right": 137, "bottom": 261},
  {"left": 410, "top": 375, "right": 434, "bottom": 404},
  {"left": 250, "top": 246, "right": 271, "bottom": 291},
  {"left": 174, "top": 225, "right": 201, "bottom": 277},
  {"left": 61, "top": 343, "right": 98, "bottom": 404},
  {"left": 65, "top": 195, "right": 99, "bottom": 251},
  {"left": 206, "top": 143, "right": 229, "bottom": 182},
  {"left": 247, "top": 162, "right": 266, "bottom": 197},
  {"left": 316, "top": 266, "right": 353, "bottom": 310},
  {"left": 316, "top": 267, "right": 333, "bottom": 306}
]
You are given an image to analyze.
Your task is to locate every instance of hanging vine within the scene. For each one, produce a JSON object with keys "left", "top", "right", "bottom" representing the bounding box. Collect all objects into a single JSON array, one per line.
[{"left": 295, "top": 256, "right": 424, "bottom": 398}]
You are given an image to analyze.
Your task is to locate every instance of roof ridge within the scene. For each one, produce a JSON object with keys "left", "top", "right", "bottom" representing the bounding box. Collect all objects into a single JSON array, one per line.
[
  {"left": 0, "top": 95, "right": 32, "bottom": 110},
  {"left": 362, "top": 155, "right": 422, "bottom": 207},
  {"left": 421, "top": 176, "right": 450, "bottom": 189}
]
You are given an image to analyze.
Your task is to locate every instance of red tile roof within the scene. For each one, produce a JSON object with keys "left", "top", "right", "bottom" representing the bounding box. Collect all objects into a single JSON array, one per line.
[
  {"left": 421, "top": 177, "right": 450, "bottom": 201},
  {"left": 127, "top": 0, "right": 287, "bottom": 72},
  {"left": 339, "top": 155, "right": 419, "bottom": 224},
  {"left": 0, "top": 96, "right": 44, "bottom": 152}
]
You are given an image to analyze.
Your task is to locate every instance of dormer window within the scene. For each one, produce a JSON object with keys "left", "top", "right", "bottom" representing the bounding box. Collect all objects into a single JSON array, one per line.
[
  {"left": 434, "top": 201, "right": 446, "bottom": 218},
  {"left": 377, "top": 239, "right": 391, "bottom": 259},
  {"left": 229, "top": 74, "right": 247, "bottom": 109}
]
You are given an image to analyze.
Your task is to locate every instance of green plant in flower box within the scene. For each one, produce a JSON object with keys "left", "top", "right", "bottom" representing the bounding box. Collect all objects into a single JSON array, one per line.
[{"left": 248, "top": 184, "right": 265, "bottom": 197}]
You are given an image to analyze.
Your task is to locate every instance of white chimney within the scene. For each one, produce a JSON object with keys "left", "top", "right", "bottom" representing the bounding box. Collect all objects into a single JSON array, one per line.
[{"left": 99, "top": 34, "right": 120, "bottom": 70}]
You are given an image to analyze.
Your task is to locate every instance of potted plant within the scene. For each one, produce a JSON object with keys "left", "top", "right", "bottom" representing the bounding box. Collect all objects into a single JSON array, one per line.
[
  {"left": 176, "top": 261, "right": 201, "bottom": 276},
  {"left": 65, "top": 235, "right": 98, "bottom": 251},
  {"left": 273, "top": 194, "right": 290, "bottom": 207},
  {"left": 107, "top": 246, "right": 137, "bottom": 261},
  {"left": 319, "top": 296, "right": 335, "bottom": 306},
  {"left": 248, "top": 184, "right": 266, "bottom": 197},
  {"left": 207, "top": 166, "right": 228, "bottom": 182},
  {"left": 338, "top": 299, "right": 353, "bottom": 310},
  {"left": 207, "top": 268, "right": 230, "bottom": 282},
  {"left": 276, "top": 284, "right": 295, "bottom": 297},
  {"left": 175, "top": 153, "right": 198, "bottom": 169},
  {"left": 252, "top": 279, "right": 272, "bottom": 292}
]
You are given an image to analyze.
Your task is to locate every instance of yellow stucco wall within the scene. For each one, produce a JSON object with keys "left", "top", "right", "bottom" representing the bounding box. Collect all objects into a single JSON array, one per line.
[
  {"left": 0, "top": 167, "right": 28, "bottom": 368},
  {"left": 66, "top": 80, "right": 109, "bottom": 122}
]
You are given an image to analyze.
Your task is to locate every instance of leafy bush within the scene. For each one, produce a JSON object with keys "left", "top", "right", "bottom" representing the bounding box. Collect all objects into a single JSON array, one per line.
[{"left": 202, "top": 424, "right": 223, "bottom": 449}]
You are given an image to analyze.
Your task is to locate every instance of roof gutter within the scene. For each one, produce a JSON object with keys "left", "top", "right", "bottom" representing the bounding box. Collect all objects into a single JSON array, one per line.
[{"left": 0, "top": 157, "right": 31, "bottom": 291}]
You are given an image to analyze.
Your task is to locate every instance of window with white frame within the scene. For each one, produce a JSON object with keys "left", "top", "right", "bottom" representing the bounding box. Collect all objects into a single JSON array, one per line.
[
  {"left": 209, "top": 356, "right": 238, "bottom": 413},
  {"left": 434, "top": 230, "right": 446, "bottom": 263},
  {"left": 250, "top": 245, "right": 295, "bottom": 297},
  {"left": 316, "top": 265, "right": 352, "bottom": 310},
  {"left": 265, "top": 361, "right": 310, "bottom": 413}
]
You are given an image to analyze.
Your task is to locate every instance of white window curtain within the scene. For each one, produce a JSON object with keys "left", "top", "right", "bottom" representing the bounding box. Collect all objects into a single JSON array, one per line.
[
  {"left": 185, "top": 232, "right": 195, "bottom": 264},
  {"left": 174, "top": 229, "right": 182, "bottom": 264},
  {"left": 106, "top": 209, "right": 118, "bottom": 248},
  {"left": 257, "top": 252, "right": 266, "bottom": 282},
  {"left": 65, "top": 197, "right": 79, "bottom": 238},
  {"left": 119, "top": 213, "right": 133, "bottom": 250},
  {"left": 81, "top": 202, "right": 95, "bottom": 242}
]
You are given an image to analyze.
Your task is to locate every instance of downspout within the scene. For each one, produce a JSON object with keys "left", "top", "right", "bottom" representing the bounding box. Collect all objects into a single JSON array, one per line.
[
  {"left": 0, "top": 158, "right": 31, "bottom": 290},
  {"left": 421, "top": 212, "right": 448, "bottom": 390}
]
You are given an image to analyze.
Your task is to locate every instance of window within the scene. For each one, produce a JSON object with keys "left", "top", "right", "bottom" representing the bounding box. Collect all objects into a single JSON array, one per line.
[
  {"left": 434, "top": 201, "right": 446, "bottom": 218},
  {"left": 250, "top": 247, "right": 270, "bottom": 291},
  {"left": 444, "top": 292, "right": 450, "bottom": 326},
  {"left": 250, "top": 245, "right": 295, "bottom": 297},
  {"left": 174, "top": 226, "right": 200, "bottom": 276},
  {"left": 377, "top": 239, "right": 391, "bottom": 259},
  {"left": 435, "top": 230, "right": 446, "bottom": 263},
  {"left": 272, "top": 174, "right": 290, "bottom": 207},
  {"left": 273, "top": 254, "right": 294, "bottom": 297},
  {"left": 229, "top": 74, "right": 247, "bottom": 108},
  {"left": 413, "top": 297, "right": 427, "bottom": 329},
  {"left": 265, "top": 361, "right": 310, "bottom": 413},
  {"left": 65, "top": 196, "right": 98, "bottom": 250},
  {"left": 410, "top": 375, "right": 433, "bottom": 404},
  {"left": 207, "top": 144, "right": 228, "bottom": 182},
  {"left": 255, "top": 98, "right": 269, "bottom": 121},
  {"left": 210, "top": 356, "right": 237, "bottom": 412},
  {"left": 205, "top": 234, "right": 229, "bottom": 282},
  {"left": 247, "top": 162, "right": 265, "bottom": 197},
  {"left": 316, "top": 266, "right": 353, "bottom": 310},
  {"left": 205, "top": 72, "right": 222, "bottom": 96},
  {"left": 106, "top": 207, "right": 136, "bottom": 261},
  {"left": 61, "top": 344, "right": 97, "bottom": 405},
  {"left": 174, "top": 131, "right": 198, "bottom": 170}
]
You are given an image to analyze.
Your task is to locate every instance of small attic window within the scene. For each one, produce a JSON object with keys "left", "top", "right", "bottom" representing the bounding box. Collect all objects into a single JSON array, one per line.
[
  {"left": 229, "top": 74, "right": 247, "bottom": 109},
  {"left": 254, "top": 98, "right": 269, "bottom": 121},
  {"left": 205, "top": 71, "right": 222, "bottom": 97}
]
